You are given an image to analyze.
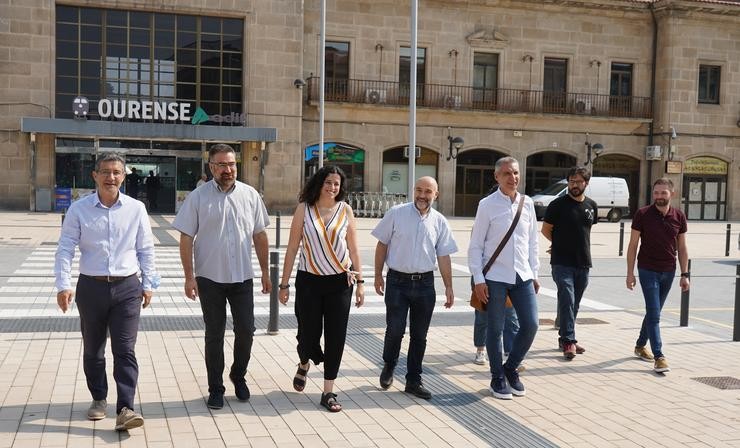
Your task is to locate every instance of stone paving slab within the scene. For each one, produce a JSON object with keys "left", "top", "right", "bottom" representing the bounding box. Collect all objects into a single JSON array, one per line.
[{"left": 0, "top": 307, "right": 739, "bottom": 447}]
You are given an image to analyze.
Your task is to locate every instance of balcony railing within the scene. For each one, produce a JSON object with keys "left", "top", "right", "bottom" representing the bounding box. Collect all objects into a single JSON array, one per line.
[{"left": 306, "top": 77, "right": 652, "bottom": 119}]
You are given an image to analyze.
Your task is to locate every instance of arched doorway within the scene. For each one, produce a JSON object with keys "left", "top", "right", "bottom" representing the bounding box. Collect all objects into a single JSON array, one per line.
[
  {"left": 454, "top": 149, "right": 507, "bottom": 216},
  {"left": 525, "top": 151, "right": 577, "bottom": 195},
  {"left": 593, "top": 154, "right": 640, "bottom": 217},
  {"left": 304, "top": 142, "right": 365, "bottom": 192},
  {"left": 683, "top": 156, "right": 728, "bottom": 220},
  {"left": 381, "top": 146, "right": 438, "bottom": 195}
]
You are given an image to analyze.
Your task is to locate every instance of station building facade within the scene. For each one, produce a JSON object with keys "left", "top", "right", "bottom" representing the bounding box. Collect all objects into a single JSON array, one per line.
[{"left": 1, "top": 0, "right": 739, "bottom": 219}]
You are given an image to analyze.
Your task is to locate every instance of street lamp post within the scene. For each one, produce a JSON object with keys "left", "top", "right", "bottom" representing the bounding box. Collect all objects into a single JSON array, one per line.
[{"left": 584, "top": 133, "right": 604, "bottom": 165}]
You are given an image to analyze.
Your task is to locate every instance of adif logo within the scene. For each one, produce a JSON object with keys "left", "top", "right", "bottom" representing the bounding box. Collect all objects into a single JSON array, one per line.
[
  {"left": 191, "top": 106, "right": 246, "bottom": 125},
  {"left": 191, "top": 107, "right": 210, "bottom": 125}
]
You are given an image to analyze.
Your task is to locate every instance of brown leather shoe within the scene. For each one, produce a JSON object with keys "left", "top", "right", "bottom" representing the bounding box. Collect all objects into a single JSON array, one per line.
[{"left": 563, "top": 342, "right": 577, "bottom": 360}]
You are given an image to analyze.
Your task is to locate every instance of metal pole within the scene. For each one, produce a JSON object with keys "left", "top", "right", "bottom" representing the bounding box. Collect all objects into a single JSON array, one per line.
[
  {"left": 725, "top": 223, "right": 731, "bottom": 257},
  {"left": 618, "top": 222, "right": 625, "bottom": 257},
  {"left": 318, "top": 0, "right": 326, "bottom": 168},
  {"left": 407, "top": 0, "right": 418, "bottom": 198},
  {"left": 734, "top": 264, "right": 740, "bottom": 341},
  {"left": 275, "top": 211, "right": 281, "bottom": 249},
  {"left": 679, "top": 259, "right": 691, "bottom": 327},
  {"left": 268, "top": 251, "right": 279, "bottom": 335}
]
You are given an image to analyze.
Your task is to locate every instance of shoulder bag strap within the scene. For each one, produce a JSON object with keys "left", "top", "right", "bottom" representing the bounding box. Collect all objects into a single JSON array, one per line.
[{"left": 482, "top": 194, "right": 526, "bottom": 275}]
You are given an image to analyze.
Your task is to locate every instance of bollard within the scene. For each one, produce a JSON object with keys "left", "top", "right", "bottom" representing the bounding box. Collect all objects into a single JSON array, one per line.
[
  {"left": 734, "top": 264, "right": 740, "bottom": 342},
  {"left": 275, "top": 211, "right": 281, "bottom": 249},
  {"left": 618, "top": 222, "right": 625, "bottom": 257},
  {"left": 725, "top": 224, "right": 731, "bottom": 257},
  {"left": 268, "top": 251, "right": 279, "bottom": 335},
  {"left": 679, "top": 259, "right": 691, "bottom": 327}
]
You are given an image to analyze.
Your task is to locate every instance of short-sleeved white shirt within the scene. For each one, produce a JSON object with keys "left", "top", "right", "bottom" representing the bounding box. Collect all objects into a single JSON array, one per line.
[
  {"left": 173, "top": 180, "right": 270, "bottom": 283},
  {"left": 371, "top": 202, "right": 458, "bottom": 273}
]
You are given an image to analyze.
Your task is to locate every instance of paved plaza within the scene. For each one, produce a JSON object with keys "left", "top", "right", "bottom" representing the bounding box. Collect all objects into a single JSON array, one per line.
[{"left": 0, "top": 211, "right": 739, "bottom": 447}]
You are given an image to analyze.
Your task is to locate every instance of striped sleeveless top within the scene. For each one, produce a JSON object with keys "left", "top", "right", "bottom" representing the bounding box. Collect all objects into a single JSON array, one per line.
[{"left": 298, "top": 201, "right": 351, "bottom": 275}]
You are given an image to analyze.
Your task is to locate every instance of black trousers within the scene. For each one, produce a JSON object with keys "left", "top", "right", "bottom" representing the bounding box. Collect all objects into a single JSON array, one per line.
[
  {"left": 196, "top": 277, "right": 255, "bottom": 394},
  {"left": 75, "top": 274, "right": 142, "bottom": 414},
  {"left": 294, "top": 270, "right": 352, "bottom": 380}
]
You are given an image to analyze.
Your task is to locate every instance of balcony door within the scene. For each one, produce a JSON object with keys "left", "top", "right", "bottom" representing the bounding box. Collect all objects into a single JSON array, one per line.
[
  {"left": 473, "top": 52, "right": 498, "bottom": 110},
  {"left": 326, "top": 41, "right": 349, "bottom": 101},
  {"left": 610, "top": 62, "right": 633, "bottom": 117},
  {"left": 543, "top": 58, "right": 567, "bottom": 113},
  {"left": 399, "top": 46, "right": 426, "bottom": 103}
]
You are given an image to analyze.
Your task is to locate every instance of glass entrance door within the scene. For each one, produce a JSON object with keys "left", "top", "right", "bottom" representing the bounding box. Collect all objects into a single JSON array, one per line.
[
  {"left": 126, "top": 155, "right": 177, "bottom": 213},
  {"left": 683, "top": 175, "right": 726, "bottom": 220}
]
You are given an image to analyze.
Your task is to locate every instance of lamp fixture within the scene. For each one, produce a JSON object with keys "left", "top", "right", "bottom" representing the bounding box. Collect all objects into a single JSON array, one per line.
[
  {"left": 584, "top": 133, "right": 604, "bottom": 165},
  {"left": 293, "top": 78, "right": 306, "bottom": 89},
  {"left": 446, "top": 128, "right": 464, "bottom": 161}
]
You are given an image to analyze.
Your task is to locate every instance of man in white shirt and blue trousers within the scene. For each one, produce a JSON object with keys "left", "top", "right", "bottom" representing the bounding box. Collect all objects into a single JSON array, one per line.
[
  {"left": 468, "top": 156, "right": 540, "bottom": 400},
  {"left": 55, "top": 153, "right": 159, "bottom": 431},
  {"left": 373, "top": 176, "right": 458, "bottom": 400}
]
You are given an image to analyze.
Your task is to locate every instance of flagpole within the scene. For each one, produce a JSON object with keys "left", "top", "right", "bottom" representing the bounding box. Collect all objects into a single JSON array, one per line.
[
  {"left": 407, "top": 0, "right": 418, "bottom": 198},
  {"left": 318, "top": 0, "right": 326, "bottom": 168}
]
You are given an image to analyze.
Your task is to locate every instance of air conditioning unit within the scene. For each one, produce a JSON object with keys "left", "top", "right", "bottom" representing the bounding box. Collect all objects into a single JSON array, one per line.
[
  {"left": 444, "top": 95, "right": 462, "bottom": 109},
  {"left": 645, "top": 145, "right": 663, "bottom": 161},
  {"left": 365, "top": 89, "right": 387, "bottom": 104},
  {"left": 574, "top": 96, "right": 592, "bottom": 114}
]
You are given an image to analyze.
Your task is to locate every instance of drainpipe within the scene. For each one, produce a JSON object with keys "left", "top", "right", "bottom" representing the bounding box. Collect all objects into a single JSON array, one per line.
[{"left": 647, "top": 3, "right": 659, "bottom": 206}]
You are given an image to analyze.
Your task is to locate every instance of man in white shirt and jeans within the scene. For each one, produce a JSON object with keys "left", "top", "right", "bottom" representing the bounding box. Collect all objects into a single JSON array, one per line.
[{"left": 468, "top": 156, "right": 540, "bottom": 400}]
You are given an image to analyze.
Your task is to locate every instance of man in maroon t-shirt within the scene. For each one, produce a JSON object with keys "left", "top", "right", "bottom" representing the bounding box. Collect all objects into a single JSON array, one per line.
[{"left": 626, "top": 178, "right": 690, "bottom": 373}]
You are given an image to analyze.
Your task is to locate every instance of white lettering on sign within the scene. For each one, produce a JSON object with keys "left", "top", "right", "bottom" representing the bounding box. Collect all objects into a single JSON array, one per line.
[{"left": 97, "top": 99, "right": 191, "bottom": 122}]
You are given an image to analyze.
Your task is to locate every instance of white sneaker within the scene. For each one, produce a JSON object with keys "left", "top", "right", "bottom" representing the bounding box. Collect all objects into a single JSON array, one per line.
[{"left": 473, "top": 351, "right": 486, "bottom": 365}]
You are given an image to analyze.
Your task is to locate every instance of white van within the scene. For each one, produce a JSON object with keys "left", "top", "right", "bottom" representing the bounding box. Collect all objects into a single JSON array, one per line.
[{"left": 532, "top": 176, "right": 630, "bottom": 222}]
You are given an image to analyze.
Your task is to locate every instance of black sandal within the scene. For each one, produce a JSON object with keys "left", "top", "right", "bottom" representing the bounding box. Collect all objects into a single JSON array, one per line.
[
  {"left": 293, "top": 363, "right": 309, "bottom": 392},
  {"left": 320, "top": 392, "right": 342, "bottom": 412}
]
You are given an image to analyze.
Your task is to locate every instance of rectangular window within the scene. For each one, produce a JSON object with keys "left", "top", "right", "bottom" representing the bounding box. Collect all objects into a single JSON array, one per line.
[
  {"left": 543, "top": 58, "right": 567, "bottom": 112},
  {"left": 610, "top": 62, "right": 633, "bottom": 116},
  {"left": 399, "top": 46, "right": 426, "bottom": 101},
  {"left": 698, "top": 65, "right": 720, "bottom": 104},
  {"left": 473, "top": 52, "right": 498, "bottom": 108},
  {"left": 325, "top": 41, "right": 349, "bottom": 100},
  {"left": 54, "top": 6, "right": 244, "bottom": 123}
]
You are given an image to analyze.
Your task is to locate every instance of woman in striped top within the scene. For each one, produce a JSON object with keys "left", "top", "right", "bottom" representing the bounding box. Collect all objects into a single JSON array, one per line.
[{"left": 279, "top": 165, "right": 364, "bottom": 412}]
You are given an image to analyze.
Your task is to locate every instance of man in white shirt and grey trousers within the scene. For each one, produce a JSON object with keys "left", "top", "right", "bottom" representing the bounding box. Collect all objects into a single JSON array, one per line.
[{"left": 468, "top": 156, "right": 540, "bottom": 400}]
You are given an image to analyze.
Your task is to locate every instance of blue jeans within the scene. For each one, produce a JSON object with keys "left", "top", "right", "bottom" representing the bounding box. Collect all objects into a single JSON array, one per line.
[
  {"left": 636, "top": 268, "right": 675, "bottom": 359},
  {"left": 485, "top": 275, "right": 539, "bottom": 379},
  {"left": 473, "top": 307, "right": 519, "bottom": 354},
  {"left": 382, "top": 271, "right": 436, "bottom": 384},
  {"left": 552, "top": 265, "right": 590, "bottom": 344}
]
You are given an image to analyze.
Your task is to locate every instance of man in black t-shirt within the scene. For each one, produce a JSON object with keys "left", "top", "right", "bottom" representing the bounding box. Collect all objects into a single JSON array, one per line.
[{"left": 542, "top": 166, "right": 598, "bottom": 360}]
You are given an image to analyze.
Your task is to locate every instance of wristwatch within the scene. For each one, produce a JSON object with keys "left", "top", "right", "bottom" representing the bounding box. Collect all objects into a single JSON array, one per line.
[
  {"left": 278, "top": 283, "right": 290, "bottom": 289},
  {"left": 680, "top": 272, "right": 690, "bottom": 278}
]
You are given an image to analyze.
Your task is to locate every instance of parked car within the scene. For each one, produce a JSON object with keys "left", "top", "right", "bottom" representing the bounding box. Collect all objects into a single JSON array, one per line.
[{"left": 532, "top": 176, "right": 630, "bottom": 222}]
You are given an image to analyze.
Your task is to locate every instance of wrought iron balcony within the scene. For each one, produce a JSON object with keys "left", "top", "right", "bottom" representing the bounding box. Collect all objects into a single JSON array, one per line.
[{"left": 306, "top": 77, "right": 652, "bottom": 119}]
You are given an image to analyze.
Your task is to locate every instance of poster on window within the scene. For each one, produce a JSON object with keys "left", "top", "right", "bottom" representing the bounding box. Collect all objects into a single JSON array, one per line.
[{"left": 381, "top": 163, "right": 436, "bottom": 194}]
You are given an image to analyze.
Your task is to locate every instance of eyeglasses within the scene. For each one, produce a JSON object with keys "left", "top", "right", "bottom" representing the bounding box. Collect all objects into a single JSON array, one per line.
[
  {"left": 209, "top": 161, "right": 237, "bottom": 169},
  {"left": 568, "top": 179, "right": 586, "bottom": 185},
  {"left": 97, "top": 170, "right": 124, "bottom": 177}
]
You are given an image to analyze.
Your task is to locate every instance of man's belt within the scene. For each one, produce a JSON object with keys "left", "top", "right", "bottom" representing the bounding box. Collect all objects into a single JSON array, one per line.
[
  {"left": 82, "top": 273, "right": 137, "bottom": 283},
  {"left": 387, "top": 269, "right": 433, "bottom": 281}
]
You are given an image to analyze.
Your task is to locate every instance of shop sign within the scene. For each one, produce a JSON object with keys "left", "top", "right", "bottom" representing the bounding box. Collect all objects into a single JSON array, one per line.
[
  {"left": 305, "top": 143, "right": 365, "bottom": 163},
  {"left": 684, "top": 157, "right": 728, "bottom": 175}
]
